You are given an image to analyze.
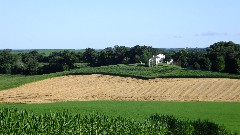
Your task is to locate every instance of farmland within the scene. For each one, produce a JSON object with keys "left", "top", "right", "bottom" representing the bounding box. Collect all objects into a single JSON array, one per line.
[
  {"left": 0, "top": 74, "right": 239, "bottom": 103},
  {"left": 0, "top": 101, "right": 240, "bottom": 133},
  {"left": 0, "top": 53, "right": 240, "bottom": 134},
  {"left": 0, "top": 64, "right": 239, "bottom": 91}
]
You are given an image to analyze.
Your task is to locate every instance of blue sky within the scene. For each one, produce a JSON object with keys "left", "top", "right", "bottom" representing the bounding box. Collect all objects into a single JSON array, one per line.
[{"left": 0, "top": 0, "right": 239, "bottom": 49}]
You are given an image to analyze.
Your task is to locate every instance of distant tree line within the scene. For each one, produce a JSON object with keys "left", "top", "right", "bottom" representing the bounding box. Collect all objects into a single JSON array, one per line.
[
  {"left": 0, "top": 41, "right": 239, "bottom": 75},
  {"left": 172, "top": 41, "right": 240, "bottom": 74}
]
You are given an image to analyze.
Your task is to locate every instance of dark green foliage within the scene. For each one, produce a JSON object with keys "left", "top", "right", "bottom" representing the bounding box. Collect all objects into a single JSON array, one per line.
[
  {"left": 98, "top": 47, "right": 115, "bottom": 66},
  {"left": 21, "top": 51, "right": 39, "bottom": 75},
  {"left": 42, "top": 50, "right": 78, "bottom": 73},
  {"left": 113, "top": 45, "right": 130, "bottom": 64},
  {"left": 0, "top": 49, "right": 16, "bottom": 74},
  {"left": 0, "top": 50, "right": 40, "bottom": 75},
  {"left": 0, "top": 108, "right": 234, "bottom": 135},
  {"left": 207, "top": 41, "right": 240, "bottom": 73},
  {"left": 128, "top": 45, "right": 155, "bottom": 64},
  {"left": 193, "top": 62, "right": 201, "bottom": 70},
  {"left": 212, "top": 56, "right": 225, "bottom": 72},
  {"left": 200, "top": 57, "right": 212, "bottom": 70},
  {"left": 1, "top": 41, "right": 240, "bottom": 75},
  {"left": 234, "top": 58, "right": 240, "bottom": 74},
  {"left": 82, "top": 48, "right": 99, "bottom": 66}
]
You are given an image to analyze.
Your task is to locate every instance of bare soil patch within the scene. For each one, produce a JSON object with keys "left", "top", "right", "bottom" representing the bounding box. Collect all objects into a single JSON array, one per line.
[{"left": 0, "top": 74, "right": 239, "bottom": 103}]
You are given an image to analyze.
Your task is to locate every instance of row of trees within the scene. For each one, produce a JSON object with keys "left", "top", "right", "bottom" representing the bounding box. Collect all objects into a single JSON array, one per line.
[
  {"left": 82, "top": 45, "right": 162, "bottom": 66},
  {"left": 0, "top": 45, "right": 162, "bottom": 75},
  {"left": 0, "top": 41, "right": 239, "bottom": 75},
  {"left": 0, "top": 50, "right": 78, "bottom": 75},
  {"left": 173, "top": 41, "right": 240, "bottom": 74}
]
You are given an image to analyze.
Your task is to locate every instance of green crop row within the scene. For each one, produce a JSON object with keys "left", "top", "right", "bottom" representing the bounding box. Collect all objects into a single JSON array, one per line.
[
  {"left": 70, "top": 64, "right": 240, "bottom": 79},
  {"left": 0, "top": 108, "right": 235, "bottom": 135}
]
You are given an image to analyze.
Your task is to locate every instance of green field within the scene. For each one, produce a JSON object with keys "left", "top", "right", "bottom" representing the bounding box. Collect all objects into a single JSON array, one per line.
[{"left": 0, "top": 101, "right": 240, "bottom": 133}]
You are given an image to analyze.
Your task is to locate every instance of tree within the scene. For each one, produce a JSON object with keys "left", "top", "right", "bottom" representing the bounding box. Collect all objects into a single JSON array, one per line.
[
  {"left": 98, "top": 47, "right": 114, "bottom": 66},
  {"left": 82, "top": 48, "right": 99, "bottom": 66},
  {"left": 193, "top": 62, "right": 201, "bottom": 70},
  {"left": 207, "top": 41, "right": 240, "bottom": 73},
  {"left": 212, "top": 56, "right": 225, "bottom": 72},
  {"left": 0, "top": 49, "right": 17, "bottom": 74},
  {"left": 41, "top": 50, "right": 77, "bottom": 73},
  {"left": 128, "top": 45, "right": 155, "bottom": 64},
  {"left": 173, "top": 50, "right": 188, "bottom": 67},
  {"left": 200, "top": 57, "right": 212, "bottom": 70},
  {"left": 113, "top": 45, "right": 129, "bottom": 64},
  {"left": 234, "top": 58, "right": 240, "bottom": 74},
  {"left": 21, "top": 52, "right": 39, "bottom": 75}
]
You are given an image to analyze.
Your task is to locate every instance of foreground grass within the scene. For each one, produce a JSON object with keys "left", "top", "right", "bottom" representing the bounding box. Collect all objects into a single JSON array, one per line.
[
  {"left": 1, "top": 64, "right": 239, "bottom": 91},
  {"left": 1, "top": 101, "right": 240, "bottom": 133},
  {"left": 0, "top": 108, "right": 233, "bottom": 134}
]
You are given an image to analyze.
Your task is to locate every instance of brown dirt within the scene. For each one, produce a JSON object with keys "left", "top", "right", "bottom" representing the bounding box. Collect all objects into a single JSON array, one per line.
[{"left": 0, "top": 74, "right": 240, "bottom": 103}]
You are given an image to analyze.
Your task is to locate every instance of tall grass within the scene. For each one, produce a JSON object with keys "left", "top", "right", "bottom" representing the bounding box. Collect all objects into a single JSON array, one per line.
[{"left": 0, "top": 108, "right": 235, "bottom": 134}]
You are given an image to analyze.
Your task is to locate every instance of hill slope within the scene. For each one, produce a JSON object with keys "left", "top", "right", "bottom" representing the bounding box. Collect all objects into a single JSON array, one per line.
[{"left": 0, "top": 74, "right": 239, "bottom": 103}]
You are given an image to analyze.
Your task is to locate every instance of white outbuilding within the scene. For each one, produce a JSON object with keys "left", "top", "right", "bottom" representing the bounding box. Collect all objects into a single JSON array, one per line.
[
  {"left": 148, "top": 54, "right": 165, "bottom": 67},
  {"left": 148, "top": 54, "right": 174, "bottom": 67}
]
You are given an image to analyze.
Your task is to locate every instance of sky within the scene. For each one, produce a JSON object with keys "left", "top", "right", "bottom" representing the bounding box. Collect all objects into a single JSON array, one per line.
[{"left": 0, "top": 0, "right": 239, "bottom": 49}]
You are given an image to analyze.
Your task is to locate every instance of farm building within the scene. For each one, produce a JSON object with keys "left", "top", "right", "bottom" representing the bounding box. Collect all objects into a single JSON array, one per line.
[{"left": 148, "top": 54, "right": 173, "bottom": 67}]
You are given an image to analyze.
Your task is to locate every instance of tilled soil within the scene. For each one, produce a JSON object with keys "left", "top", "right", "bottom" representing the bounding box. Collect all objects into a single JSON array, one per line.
[{"left": 0, "top": 74, "right": 239, "bottom": 103}]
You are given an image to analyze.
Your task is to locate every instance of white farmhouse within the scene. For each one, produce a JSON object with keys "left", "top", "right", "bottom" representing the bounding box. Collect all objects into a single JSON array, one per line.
[{"left": 148, "top": 54, "right": 165, "bottom": 67}]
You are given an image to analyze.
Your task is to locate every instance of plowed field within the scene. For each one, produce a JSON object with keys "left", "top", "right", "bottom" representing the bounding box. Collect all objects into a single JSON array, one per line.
[{"left": 0, "top": 74, "right": 239, "bottom": 103}]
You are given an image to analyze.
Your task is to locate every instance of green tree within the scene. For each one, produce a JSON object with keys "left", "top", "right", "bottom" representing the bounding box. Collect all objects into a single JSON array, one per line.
[
  {"left": 207, "top": 41, "right": 240, "bottom": 73},
  {"left": 0, "top": 49, "right": 16, "bottom": 74},
  {"left": 21, "top": 52, "right": 39, "bottom": 75},
  {"left": 113, "top": 45, "right": 129, "bottom": 64},
  {"left": 193, "top": 62, "right": 201, "bottom": 70},
  {"left": 128, "top": 45, "right": 155, "bottom": 64},
  {"left": 200, "top": 57, "right": 212, "bottom": 70},
  {"left": 211, "top": 56, "right": 225, "bottom": 72},
  {"left": 98, "top": 47, "right": 114, "bottom": 66},
  {"left": 82, "top": 48, "right": 99, "bottom": 66}
]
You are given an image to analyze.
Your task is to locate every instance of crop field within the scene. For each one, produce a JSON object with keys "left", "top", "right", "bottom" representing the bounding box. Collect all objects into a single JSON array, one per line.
[
  {"left": 0, "top": 74, "right": 239, "bottom": 103},
  {"left": 71, "top": 64, "right": 240, "bottom": 79},
  {"left": 0, "top": 101, "right": 240, "bottom": 133},
  {"left": 0, "top": 64, "right": 239, "bottom": 134},
  {"left": 0, "top": 64, "right": 239, "bottom": 91},
  {"left": 0, "top": 108, "right": 234, "bottom": 134}
]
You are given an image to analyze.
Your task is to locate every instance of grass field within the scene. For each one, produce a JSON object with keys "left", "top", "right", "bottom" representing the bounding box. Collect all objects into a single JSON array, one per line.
[
  {"left": 71, "top": 64, "right": 240, "bottom": 79},
  {"left": 0, "top": 73, "right": 65, "bottom": 90},
  {"left": 0, "top": 101, "right": 240, "bottom": 133}
]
